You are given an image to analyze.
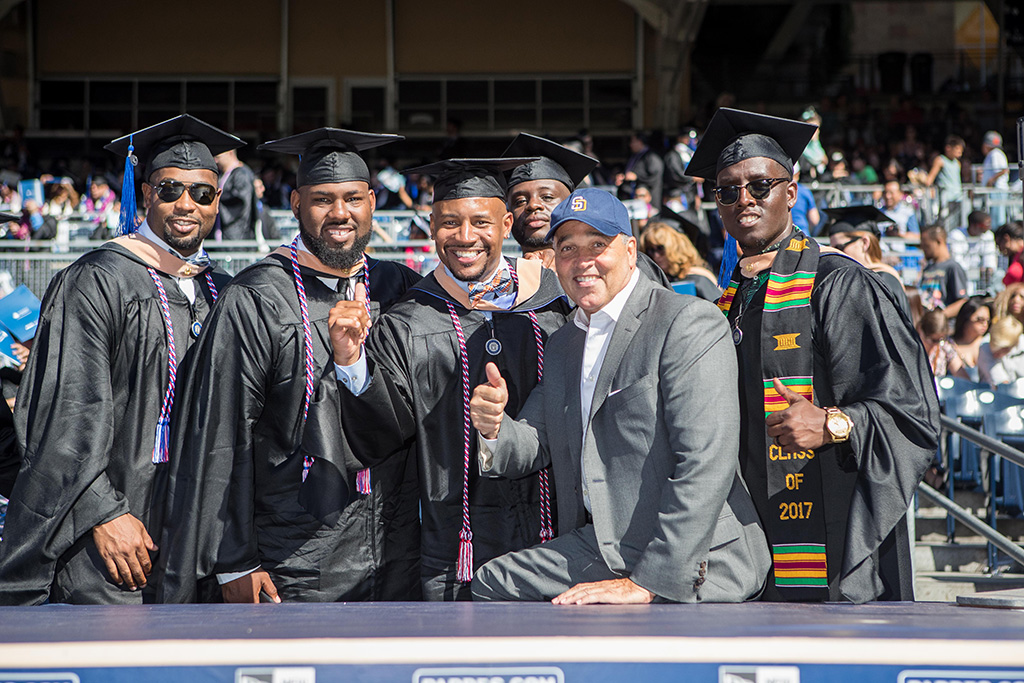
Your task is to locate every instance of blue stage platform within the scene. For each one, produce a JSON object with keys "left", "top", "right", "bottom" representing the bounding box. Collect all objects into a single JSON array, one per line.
[{"left": 1, "top": 602, "right": 1023, "bottom": 683}]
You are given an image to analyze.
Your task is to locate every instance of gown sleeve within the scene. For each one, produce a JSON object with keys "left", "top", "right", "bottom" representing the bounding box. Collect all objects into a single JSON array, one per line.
[
  {"left": 157, "top": 283, "right": 276, "bottom": 602},
  {"left": 813, "top": 265, "right": 940, "bottom": 602},
  {"left": 336, "top": 313, "right": 419, "bottom": 467},
  {"left": 0, "top": 264, "right": 123, "bottom": 605}
]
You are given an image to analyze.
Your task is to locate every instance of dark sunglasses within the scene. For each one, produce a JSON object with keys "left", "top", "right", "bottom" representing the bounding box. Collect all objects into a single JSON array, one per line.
[
  {"left": 150, "top": 180, "right": 218, "bottom": 206},
  {"left": 837, "top": 236, "right": 862, "bottom": 251},
  {"left": 712, "top": 177, "right": 789, "bottom": 206},
  {"left": 646, "top": 244, "right": 665, "bottom": 256}
]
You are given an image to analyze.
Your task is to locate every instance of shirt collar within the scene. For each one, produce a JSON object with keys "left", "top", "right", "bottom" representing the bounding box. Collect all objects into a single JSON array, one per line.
[
  {"left": 139, "top": 220, "right": 208, "bottom": 265},
  {"left": 573, "top": 267, "right": 641, "bottom": 331}
]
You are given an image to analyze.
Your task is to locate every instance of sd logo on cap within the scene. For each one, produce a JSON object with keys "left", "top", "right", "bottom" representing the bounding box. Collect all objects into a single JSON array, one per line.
[{"left": 547, "top": 187, "right": 632, "bottom": 241}]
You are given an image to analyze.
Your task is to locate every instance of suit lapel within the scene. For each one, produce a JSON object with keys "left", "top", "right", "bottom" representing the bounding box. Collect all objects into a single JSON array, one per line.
[{"left": 587, "top": 277, "right": 653, "bottom": 423}]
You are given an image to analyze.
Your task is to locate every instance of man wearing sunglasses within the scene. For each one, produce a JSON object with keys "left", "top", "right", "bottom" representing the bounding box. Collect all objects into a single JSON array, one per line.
[
  {"left": 0, "top": 115, "right": 240, "bottom": 605},
  {"left": 685, "top": 108, "right": 938, "bottom": 604},
  {"left": 157, "top": 128, "right": 422, "bottom": 605}
]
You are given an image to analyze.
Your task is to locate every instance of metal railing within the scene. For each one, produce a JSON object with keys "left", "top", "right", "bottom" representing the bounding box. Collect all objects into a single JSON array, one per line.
[{"left": 935, "top": 413, "right": 1024, "bottom": 571}]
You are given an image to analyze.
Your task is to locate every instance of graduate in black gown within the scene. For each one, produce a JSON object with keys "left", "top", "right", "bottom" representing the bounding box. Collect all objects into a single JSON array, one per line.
[
  {"left": 0, "top": 115, "right": 240, "bottom": 605},
  {"left": 823, "top": 205, "right": 913, "bottom": 319},
  {"left": 502, "top": 132, "right": 671, "bottom": 288},
  {"left": 325, "top": 158, "right": 573, "bottom": 600},
  {"left": 685, "top": 109, "right": 939, "bottom": 603},
  {"left": 157, "top": 128, "right": 422, "bottom": 604}
]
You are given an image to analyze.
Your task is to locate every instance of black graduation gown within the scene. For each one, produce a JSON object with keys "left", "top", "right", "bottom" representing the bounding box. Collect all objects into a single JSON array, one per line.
[
  {"left": 0, "top": 244, "right": 228, "bottom": 605},
  {"left": 336, "top": 260, "right": 572, "bottom": 600},
  {"left": 156, "top": 254, "right": 422, "bottom": 604},
  {"left": 0, "top": 396, "right": 17, "bottom": 499},
  {"left": 729, "top": 254, "right": 939, "bottom": 603}
]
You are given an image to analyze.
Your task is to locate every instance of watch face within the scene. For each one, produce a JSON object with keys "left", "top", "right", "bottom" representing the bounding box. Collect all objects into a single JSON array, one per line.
[{"left": 828, "top": 414, "right": 850, "bottom": 437}]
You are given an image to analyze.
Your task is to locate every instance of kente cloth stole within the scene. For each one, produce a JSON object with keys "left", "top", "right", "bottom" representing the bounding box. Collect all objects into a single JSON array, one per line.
[{"left": 719, "top": 231, "right": 829, "bottom": 600}]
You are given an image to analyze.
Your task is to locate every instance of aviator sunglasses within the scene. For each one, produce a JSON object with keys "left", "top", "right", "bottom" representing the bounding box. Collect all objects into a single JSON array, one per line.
[
  {"left": 150, "top": 180, "right": 219, "bottom": 206},
  {"left": 712, "top": 177, "right": 789, "bottom": 206}
]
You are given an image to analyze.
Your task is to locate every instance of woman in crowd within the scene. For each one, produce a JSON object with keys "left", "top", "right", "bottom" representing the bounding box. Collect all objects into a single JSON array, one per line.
[
  {"left": 995, "top": 222, "right": 1024, "bottom": 287},
  {"left": 951, "top": 296, "right": 992, "bottom": 382},
  {"left": 825, "top": 206, "right": 911, "bottom": 317},
  {"left": 637, "top": 222, "right": 719, "bottom": 301},
  {"left": 41, "top": 178, "right": 79, "bottom": 219},
  {"left": 918, "top": 309, "right": 968, "bottom": 379},
  {"left": 992, "top": 284, "right": 1024, "bottom": 325},
  {"left": 979, "top": 315, "right": 1024, "bottom": 386}
]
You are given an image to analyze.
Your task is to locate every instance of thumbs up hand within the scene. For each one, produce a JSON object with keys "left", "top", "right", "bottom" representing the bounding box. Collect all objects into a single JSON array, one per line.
[
  {"left": 765, "top": 378, "right": 829, "bottom": 451},
  {"left": 329, "top": 282, "right": 372, "bottom": 367},
  {"left": 470, "top": 362, "right": 509, "bottom": 440}
]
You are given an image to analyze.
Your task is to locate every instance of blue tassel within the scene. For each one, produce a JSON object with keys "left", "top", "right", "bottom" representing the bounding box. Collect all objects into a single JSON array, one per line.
[
  {"left": 118, "top": 135, "right": 139, "bottom": 235},
  {"left": 152, "top": 419, "right": 169, "bottom": 464},
  {"left": 718, "top": 233, "right": 739, "bottom": 289}
]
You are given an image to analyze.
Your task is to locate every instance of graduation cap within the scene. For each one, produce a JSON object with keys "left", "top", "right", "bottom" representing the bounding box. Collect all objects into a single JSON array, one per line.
[
  {"left": 105, "top": 114, "right": 245, "bottom": 235},
  {"left": 105, "top": 114, "right": 243, "bottom": 176},
  {"left": 404, "top": 158, "right": 538, "bottom": 203},
  {"left": 501, "top": 133, "right": 598, "bottom": 192},
  {"left": 0, "top": 211, "right": 18, "bottom": 224},
  {"left": 259, "top": 127, "right": 404, "bottom": 188},
  {"left": 822, "top": 205, "right": 894, "bottom": 237},
  {"left": 654, "top": 206, "right": 709, "bottom": 260},
  {"left": 684, "top": 108, "right": 817, "bottom": 180}
]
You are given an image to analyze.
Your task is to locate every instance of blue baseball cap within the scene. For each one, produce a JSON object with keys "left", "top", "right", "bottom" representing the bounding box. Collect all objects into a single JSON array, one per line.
[{"left": 546, "top": 187, "right": 631, "bottom": 241}]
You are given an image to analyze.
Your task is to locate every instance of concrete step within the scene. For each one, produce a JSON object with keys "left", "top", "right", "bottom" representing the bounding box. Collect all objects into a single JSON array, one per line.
[
  {"left": 915, "top": 541, "right": 989, "bottom": 573},
  {"left": 915, "top": 571, "right": 1024, "bottom": 602}
]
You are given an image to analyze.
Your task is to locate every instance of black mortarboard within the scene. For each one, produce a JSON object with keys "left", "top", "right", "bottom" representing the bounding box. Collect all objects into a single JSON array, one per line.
[
  {"left": 405, "top": 158, "right": 538, "bottom": 203},
  {"left": 105, "top": 114, "right": 244, "bottom": 235},
  {"left": 822, "top": 205, "right": 894, "bottom": 237},
  {"left": 684, "top": 108, "right": 817, "bottom": 180},
  {"left": 105, "top": 114, "right": 243, "bottom": 176},
  {"left": 501, "top": 133, "right": 598, "bottom": 192},
  {"left": 0, "top": 211, "right": 18, "bottom": 224},
  {"left": 655, "top": 206, "right": 710, "bottom": 260},
  {"left": 259, "top": 128, "right": 404, "bottom": 188}
]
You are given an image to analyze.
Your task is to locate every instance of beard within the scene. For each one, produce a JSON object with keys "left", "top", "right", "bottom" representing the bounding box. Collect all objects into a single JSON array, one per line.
[
  {"left": 164, "top": 231, "right": 205, "bottom": 255},
  {"left": 299, "top": 217, "right": 372, "bottom": 270},
  {"left": 511, "top": 214, "right": 551, "bottom": 250}
]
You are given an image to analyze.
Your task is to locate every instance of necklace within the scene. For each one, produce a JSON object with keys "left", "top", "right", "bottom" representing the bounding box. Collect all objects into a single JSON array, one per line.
[{"left": 729, "top": 271, "right": 770, "bottom": 345}]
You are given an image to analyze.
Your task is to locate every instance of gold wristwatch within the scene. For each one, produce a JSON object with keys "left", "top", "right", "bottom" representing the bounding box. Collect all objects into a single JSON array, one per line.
[{"left": 824, "top": 407, "right": 853, "bottom": 443}]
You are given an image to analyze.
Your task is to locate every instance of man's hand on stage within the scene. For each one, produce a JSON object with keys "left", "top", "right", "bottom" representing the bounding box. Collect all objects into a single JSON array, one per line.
[
  {"left": 765, "top": 378, "right": 827, "bottom": 451},
  {"left": 470, "top": 362, "right": 508, "bottom": 440},
  {"left": 222, "top": 570, "right": 281, "bottom": 603},
  {"left": 91, "top": 512, "right": 158, "bottom": 591},
  {"left": 329, "top": 282, "right": 372, "bottom": 367},
  {"left": 552, "top": 577, "right": 655, "bottom": 605}
]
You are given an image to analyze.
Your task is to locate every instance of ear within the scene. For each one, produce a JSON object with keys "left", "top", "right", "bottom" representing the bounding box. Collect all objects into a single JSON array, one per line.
[
  {"left": 502, "top": 210, "right": 513, "bottom": 239},
  {"left": 367, "top": 187, "right": 377, "bottom": 212},
  {"left": 625, "top": 235, "right": 638, "bottom": 269},
  {"left": 140, "top": 181, "right": 153, "bottom": 210},
  {"left": 786, "top": 180, "right": 798, "bottom": 210},
  {"left": 289, "top": 188, "right": 301, "bottom": 219}
]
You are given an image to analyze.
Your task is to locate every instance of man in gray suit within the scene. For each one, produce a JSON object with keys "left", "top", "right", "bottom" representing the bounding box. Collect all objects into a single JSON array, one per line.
[{"left": 469, "top": 188, "right": 770, "bottom": 604}]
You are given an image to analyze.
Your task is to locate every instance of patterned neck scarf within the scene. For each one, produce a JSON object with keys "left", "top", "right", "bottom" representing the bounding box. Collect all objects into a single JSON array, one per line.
[{"left": 468, "top": 267, "right": 514, "bottom": 308}]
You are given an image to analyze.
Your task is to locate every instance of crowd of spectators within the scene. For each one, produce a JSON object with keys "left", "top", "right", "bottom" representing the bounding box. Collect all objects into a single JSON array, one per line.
[{"left": 0, "top": 99, "right": 1021, "bottom": 387}]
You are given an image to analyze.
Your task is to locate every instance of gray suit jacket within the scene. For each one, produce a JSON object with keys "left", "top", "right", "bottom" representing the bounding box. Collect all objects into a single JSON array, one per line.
[{"left": 487, "top": 274, "right": 770, "bottom": 602}]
